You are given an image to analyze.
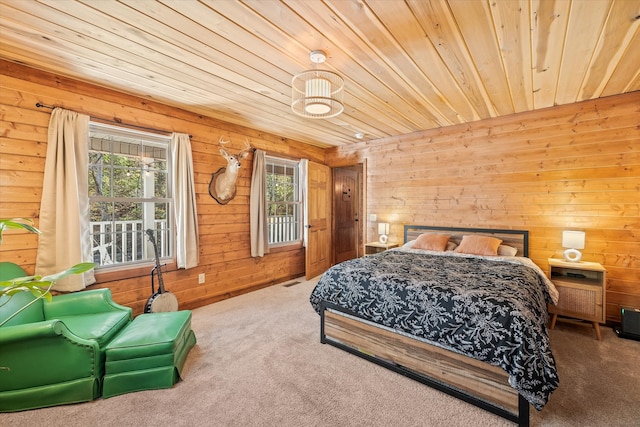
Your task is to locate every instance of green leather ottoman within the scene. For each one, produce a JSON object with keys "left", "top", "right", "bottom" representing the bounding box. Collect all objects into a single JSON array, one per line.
[{"left": 102, "top": 310, "right": 197, "bottom": 398}]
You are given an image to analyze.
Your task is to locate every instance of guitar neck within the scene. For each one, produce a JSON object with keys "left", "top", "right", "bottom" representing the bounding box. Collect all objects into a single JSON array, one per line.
[
  {"left": 147, "top": 229, "right": 166, "bottom": 293},
  {"left": 155, "top": 253, "right": 166, "bottom": 294}
]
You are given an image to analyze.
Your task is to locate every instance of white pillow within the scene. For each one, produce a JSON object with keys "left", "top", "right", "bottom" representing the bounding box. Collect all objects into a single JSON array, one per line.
[
  {"left": 403, "top": 240, "right": 415, "bottom": 248},
  {"left": 497, "top": 244, "right": 518, "bottom": 257}
]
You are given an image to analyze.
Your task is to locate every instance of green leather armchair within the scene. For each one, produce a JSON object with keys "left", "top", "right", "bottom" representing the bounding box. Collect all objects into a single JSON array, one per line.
[{"left": 0, "top": 262, "right": 132, "bottom": 412}]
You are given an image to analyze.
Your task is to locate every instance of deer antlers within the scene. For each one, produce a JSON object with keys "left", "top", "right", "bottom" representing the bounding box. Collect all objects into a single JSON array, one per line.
[{"left": 219, "top": 137, "right": 251, "bottom": 155}]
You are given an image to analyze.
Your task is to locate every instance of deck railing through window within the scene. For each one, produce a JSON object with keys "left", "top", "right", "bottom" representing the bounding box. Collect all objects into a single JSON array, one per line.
[
  {"left": 91, "top": 220, "right": 169, "bottom": 266},
  {"left": 268, "top": 215, "right": 299, "bottom": 244},
  {"left": 92, "top": 216, "right": 294, "bottom": 265}
]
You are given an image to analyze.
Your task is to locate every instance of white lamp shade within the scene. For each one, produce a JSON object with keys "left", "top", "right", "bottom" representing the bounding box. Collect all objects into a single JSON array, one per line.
[
  {"left": 562, "top": 230, "right": 585, "bottom": 249},
  {"left": 304, "top": 77, "right": 332, "bottom": 114},
  {"left": 378, "top": 223, "right": 389, "bottom": 235},
  {"left": 377, "top": 222, "right": 390, "bottom": 244},
  {"left": 291, "top": 70, "right": 344, "bottom": 119}
]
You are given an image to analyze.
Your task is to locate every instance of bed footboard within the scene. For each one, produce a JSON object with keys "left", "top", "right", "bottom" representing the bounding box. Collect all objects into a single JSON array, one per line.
[{"left": 320, "top": 302, "right": 530, "bottom": 427}]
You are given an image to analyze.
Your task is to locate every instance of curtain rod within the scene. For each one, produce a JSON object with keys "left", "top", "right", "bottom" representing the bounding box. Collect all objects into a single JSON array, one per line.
[{"left": 35, "top": 103, "right": 191, "bottom": 138}]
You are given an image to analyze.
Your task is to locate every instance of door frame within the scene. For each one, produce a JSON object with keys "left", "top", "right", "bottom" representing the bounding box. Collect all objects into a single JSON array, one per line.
[{"left": 331, "top": 160, "right": 366, "bottom": 263}]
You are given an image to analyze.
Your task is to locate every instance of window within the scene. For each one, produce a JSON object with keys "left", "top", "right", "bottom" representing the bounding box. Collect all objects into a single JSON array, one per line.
[
  {"left": 266, "top": 157, "right": 302, "bottom": 246},
  {"left": 88, "top": 123, "right": 172, "bottom": 268}
]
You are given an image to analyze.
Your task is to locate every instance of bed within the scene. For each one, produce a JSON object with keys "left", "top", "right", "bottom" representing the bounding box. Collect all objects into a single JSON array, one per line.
[{"left": 310, "top": 225, "right": 559, "bottom": 427}]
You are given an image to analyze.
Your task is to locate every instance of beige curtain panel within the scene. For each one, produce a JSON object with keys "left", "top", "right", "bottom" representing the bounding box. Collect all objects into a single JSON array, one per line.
[
  {"left": 171, "top": 133, "right": 199, "bottom": 269},
  {"left": 36, "top": 108, "right": 95, "bottom": 291},
  {"left": 250, "top": 149, "right": 268, "bottom": 257}
]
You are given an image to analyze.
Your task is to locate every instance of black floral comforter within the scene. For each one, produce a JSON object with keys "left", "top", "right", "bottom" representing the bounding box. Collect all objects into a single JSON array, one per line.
[{"left": 309, "top": 249, "right": 559, "bottom": 410}]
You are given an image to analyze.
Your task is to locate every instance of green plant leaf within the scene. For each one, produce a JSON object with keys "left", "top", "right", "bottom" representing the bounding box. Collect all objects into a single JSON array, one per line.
[
  {"left": 0, "top": 281, "right": 49, "bottom": 294},
  {"left": 0, "top": 218, "right": 40, "bottom": 233},
  {"left": 0, "top": 218, "right": 41, "bottom": 244},
  {"left": 0, "top": 263, "right": 93, "bottom": 303},
  {"left": 41, "top": 262, "right": 95, "bottom": 282},
  {"left": 0, "top": 282, "right": 53, "bottom": 310},
  {"left": 0, "top": 275, "right": 41, "bottom": 286},
  {"left": 26, "top": 283, "right": 53, "bottom": 301},
  {"left": 0, "top": 220, "right": 94, "bottom": 326},
  {"left": 0, "top": 280, "right": 54, "bottom": 327}
]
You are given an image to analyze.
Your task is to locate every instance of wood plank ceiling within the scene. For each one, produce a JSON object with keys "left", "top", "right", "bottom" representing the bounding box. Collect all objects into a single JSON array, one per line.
[{"left": 1, "top": 0, "right": 638, "bottom": 148}]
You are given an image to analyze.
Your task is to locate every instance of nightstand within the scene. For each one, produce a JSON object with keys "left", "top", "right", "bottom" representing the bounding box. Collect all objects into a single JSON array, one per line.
[
  {"left": 547, "top": 258, "right": 607, "bottom": 340},
  {"left": 364, "top": 241, "right": 399, "bottom": 255}
]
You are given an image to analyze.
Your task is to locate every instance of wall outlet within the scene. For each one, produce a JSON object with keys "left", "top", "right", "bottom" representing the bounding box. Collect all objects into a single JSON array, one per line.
[{"left": 198, "top": 273, "right": 205, "bottom": 284}]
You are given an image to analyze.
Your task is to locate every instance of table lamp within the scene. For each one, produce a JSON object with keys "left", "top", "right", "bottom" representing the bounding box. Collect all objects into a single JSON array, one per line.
[
  {"left": 378, "top": 222, "right": 389, "bottom": 244},
  {"left": 562, "top": 230, "right": 585, "bottom": 262}
]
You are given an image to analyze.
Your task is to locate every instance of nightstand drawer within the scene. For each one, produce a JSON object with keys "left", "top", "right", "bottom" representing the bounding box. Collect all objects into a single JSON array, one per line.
[{"left": 551, "top": 281, "right": 603, "bottom": 321}]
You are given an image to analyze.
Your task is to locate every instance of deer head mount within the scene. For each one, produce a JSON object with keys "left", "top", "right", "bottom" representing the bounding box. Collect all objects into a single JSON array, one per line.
[{"left": 209, "top": 137, "right": 252, "bottom": 205}]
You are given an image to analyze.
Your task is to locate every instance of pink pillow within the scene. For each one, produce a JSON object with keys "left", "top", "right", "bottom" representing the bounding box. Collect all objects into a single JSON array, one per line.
[
  {"left": 454, "top": 235, "right": 503, "bottom": 256},
  {"left": 413, "top": 233, "right": 451, "bottom": 252}
]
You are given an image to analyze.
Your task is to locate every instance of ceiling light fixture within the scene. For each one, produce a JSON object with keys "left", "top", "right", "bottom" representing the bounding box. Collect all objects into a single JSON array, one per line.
[{"left": 291, "top": 50, "right": 344, "bottom": 119}]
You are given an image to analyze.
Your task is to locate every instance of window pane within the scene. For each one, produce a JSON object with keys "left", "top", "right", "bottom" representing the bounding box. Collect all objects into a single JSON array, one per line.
[
  {"left": 90, "top": 201, "right": 112, "bottom": 223},
  {"left": 266, "top": 157, "right": 301, "bottom": 245},
  {"left": 148, "top": 210, "right": 170, "bottom": 258},
  {"left": 89, "top": 153, "right": 112, "bottom": 197},
  {"left": 113, "top": 201, "right": 141, "bottom": 222},
  {"left": 111, "top": 221, "right": 143, "bottom": 263},
  {"left": 91, "top": 229, "right": 113, "bottom": 266},
  {"left": 113, "top": 165, "right": 142, "bottom": 198},
  {"left": 154, "top": 202, "right": 169, "bottom": 221},
  {"left": 90, "top": 202, "right": 113, "bottom": 265},
  {"left": 152, "top": 171, "right": 168, "bottom": 198},
  {"left": 88, "top": 123, "right": 172, "bottom": 269},
  {"left": 284, "top": 180, "right": 293, "bottom": 202}
]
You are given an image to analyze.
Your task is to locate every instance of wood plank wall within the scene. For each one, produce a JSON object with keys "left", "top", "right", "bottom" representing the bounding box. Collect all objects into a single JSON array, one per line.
[
  {"left": 326, "top": 91, "right": 640, "bottom": 323},
  {"left": 0, "top": 60, "right": 324, "bottom": 315}
]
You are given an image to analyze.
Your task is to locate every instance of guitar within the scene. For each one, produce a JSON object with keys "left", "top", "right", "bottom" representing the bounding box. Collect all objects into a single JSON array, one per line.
[{"left": 144, "top": 228, "right": 179, "bottom": 313}]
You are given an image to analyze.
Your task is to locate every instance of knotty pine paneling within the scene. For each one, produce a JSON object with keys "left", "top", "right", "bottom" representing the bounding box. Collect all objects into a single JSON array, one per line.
[
  {"left": 0, "top": 60, "right": 323, "bottom": 315},
  {"left": 326, "top": 91, "right": 640, "bottom": 323}
]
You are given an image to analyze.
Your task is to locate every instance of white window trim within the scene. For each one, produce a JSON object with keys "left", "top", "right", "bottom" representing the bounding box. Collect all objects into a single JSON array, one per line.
[{"left": 265, "top": 155, "right": 303, "bottom": 248}]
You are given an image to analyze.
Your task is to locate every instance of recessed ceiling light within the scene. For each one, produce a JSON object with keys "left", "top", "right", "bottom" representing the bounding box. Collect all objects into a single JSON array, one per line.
[{"left": 355, "top": 133, "right": 364, "bottom": 139}]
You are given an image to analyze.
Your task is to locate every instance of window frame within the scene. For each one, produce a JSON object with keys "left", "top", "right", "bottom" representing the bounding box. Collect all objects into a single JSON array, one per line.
[
  {"left": 87, "top": 122, "right": 175, "bottom": 273},
  {"left": 265, "top": 155, "right": 303, "bottom": 249}
]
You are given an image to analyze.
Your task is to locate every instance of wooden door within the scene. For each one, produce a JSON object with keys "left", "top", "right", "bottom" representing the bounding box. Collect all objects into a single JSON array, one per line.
[
  {"left": 333, "top": 168, "right": 360, "bottom": 263},
  {"left": 306, "top": 162, "right": 332, "bottom": 279}
]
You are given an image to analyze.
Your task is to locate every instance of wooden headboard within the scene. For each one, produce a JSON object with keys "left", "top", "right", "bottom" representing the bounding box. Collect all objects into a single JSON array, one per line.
[{"left": 403, "top": 225, "right": 529, "bottom": 257}]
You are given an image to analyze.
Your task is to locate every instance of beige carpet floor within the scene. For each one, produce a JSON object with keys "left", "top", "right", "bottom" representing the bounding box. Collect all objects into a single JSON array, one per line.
[{"left": 3, "top": 276, "right": 640, "bottom": 427}]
